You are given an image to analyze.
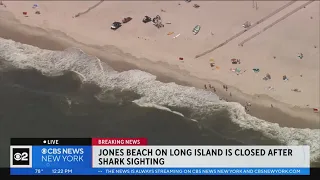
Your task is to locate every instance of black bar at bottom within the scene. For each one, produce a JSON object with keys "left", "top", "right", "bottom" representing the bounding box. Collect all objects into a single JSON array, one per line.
[
  {"left": 10, "top": 138, "right": 91, "bottom": 146},
  {"left": 0, "top": 168, "right": 9, "bottom": 176},
  {"left": 311, "top": 168, "right": 320, "bottom": 176}
]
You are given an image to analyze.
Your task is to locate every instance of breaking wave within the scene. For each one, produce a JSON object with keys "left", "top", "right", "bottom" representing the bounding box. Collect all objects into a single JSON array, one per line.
[
  {"left": 0, "top": 38, "right": 319, "bottom": 162},
  {"left": 134, "top": 102, "right": 185, "bottom": 117}
]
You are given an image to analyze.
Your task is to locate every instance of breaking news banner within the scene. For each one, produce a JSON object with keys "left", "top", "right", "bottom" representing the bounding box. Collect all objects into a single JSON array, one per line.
[{"left": 10, "top": 138, "right": 310, "bottom": 175}]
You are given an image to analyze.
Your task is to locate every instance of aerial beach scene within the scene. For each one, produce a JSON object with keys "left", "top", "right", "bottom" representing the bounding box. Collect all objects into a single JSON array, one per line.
[{"left": 0, "top": 0, "right": 319, "bottom": 167}]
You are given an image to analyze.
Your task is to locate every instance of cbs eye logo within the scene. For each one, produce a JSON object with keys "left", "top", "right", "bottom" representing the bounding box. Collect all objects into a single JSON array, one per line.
[{"left": 12, "top": 148, "right": 30, "bottom": 165}]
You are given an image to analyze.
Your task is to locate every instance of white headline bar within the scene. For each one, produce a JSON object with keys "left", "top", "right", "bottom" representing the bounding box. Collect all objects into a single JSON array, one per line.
[{"left": 92, "top": 146, "right": 309, "bottom": 168}]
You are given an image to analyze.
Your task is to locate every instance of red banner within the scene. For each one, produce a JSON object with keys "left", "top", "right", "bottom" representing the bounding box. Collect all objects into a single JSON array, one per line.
[{"left": 92, "top": 138, "right": 147, "bottom": 146}]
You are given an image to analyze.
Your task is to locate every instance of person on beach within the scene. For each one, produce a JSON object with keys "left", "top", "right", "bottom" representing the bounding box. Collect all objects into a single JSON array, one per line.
[
  {"left": 204, "top": 84, "right": 207, "bottom": 89},
  {"left": 229, "top": 92, "right": 232, "bottom": 97},
  {"left": 213, "top": 87, "right": 216, "bottom": 92},
  {"left": 225, "top": 86, "right": 228, "bottom": 91},
  {"left": 245, "top": 104, "right": 250, "bottom": 111},
  {"left": 0, "top": 1, "right": 6, "bottom": 7},
  {"left": 271, "top": 104, "right": 273, "bottom": 108},
  {"left": 223, "top": 85, "right": 226, "bottom": 89},
  {"left": 209, "top": 84, "right": 212, "bottom": 89}
]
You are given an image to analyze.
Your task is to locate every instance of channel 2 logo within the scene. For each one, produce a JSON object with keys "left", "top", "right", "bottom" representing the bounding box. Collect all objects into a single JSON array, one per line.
[
  {"left": 10, "top": 146, "right": 32, "bottom": 168},
  {"left": 13, "top": 148, "right": 29, "bottom": 165}
]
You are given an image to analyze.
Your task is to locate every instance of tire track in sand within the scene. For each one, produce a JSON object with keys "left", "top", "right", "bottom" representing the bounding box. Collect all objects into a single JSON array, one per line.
[
  {"left": 238, "top": 0, "right": 314, "bottom": 46},
  {"left": 195, "top": 1, "right": 297, "bottom": 58}
]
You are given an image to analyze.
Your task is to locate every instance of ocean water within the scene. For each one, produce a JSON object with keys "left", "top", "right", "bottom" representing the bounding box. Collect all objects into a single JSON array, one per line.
[{"left": 0, "top": 38, "right": 319, "bottom": 167}]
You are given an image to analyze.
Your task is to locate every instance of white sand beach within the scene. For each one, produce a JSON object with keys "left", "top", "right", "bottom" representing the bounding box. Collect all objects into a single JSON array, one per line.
[{"left": 0, "top": 1, "right": 319, "bottom": 124}]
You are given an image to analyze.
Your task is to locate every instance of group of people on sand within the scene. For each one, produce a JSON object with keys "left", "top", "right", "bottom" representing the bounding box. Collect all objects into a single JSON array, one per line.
[
  {"left": 223, "top": 85, "right": 228, "bottom": 91},
  {"left": 204, "top": 83, "right": 234, "bottom": 101},
  {"left": 203, "top": 83, "right": 255, "bottom": 112},
  {"left": 204, "top": 84, "right": 216, "bottom": 92},
  {"left": 205, "top": 83, "right": 230, "bottom": 102},
  {"left": 203, "top": 84, "right": 232, "bottom": 95}
]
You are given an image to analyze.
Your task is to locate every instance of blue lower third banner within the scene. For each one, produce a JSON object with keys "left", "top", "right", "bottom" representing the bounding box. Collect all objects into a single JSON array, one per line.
[
  {"left": 32, "top": 146, "right": 92, "bottom": 168},
  {"left": 11, "top": 168, "right": 310, "bottom": 175}
]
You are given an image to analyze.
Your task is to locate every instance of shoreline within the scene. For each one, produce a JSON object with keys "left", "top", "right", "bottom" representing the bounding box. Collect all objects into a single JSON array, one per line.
[{"left": 0, "top": 17, "right": 319, "bottom": 129}]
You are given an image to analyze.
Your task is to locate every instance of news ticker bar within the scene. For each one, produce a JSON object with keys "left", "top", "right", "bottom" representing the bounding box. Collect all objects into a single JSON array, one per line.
[
  {"left": 11, "top": 138, "right": 147, "bottom": 145},
  {"left": 10, "top": 168, "right": 310, "bottom": 175}
]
